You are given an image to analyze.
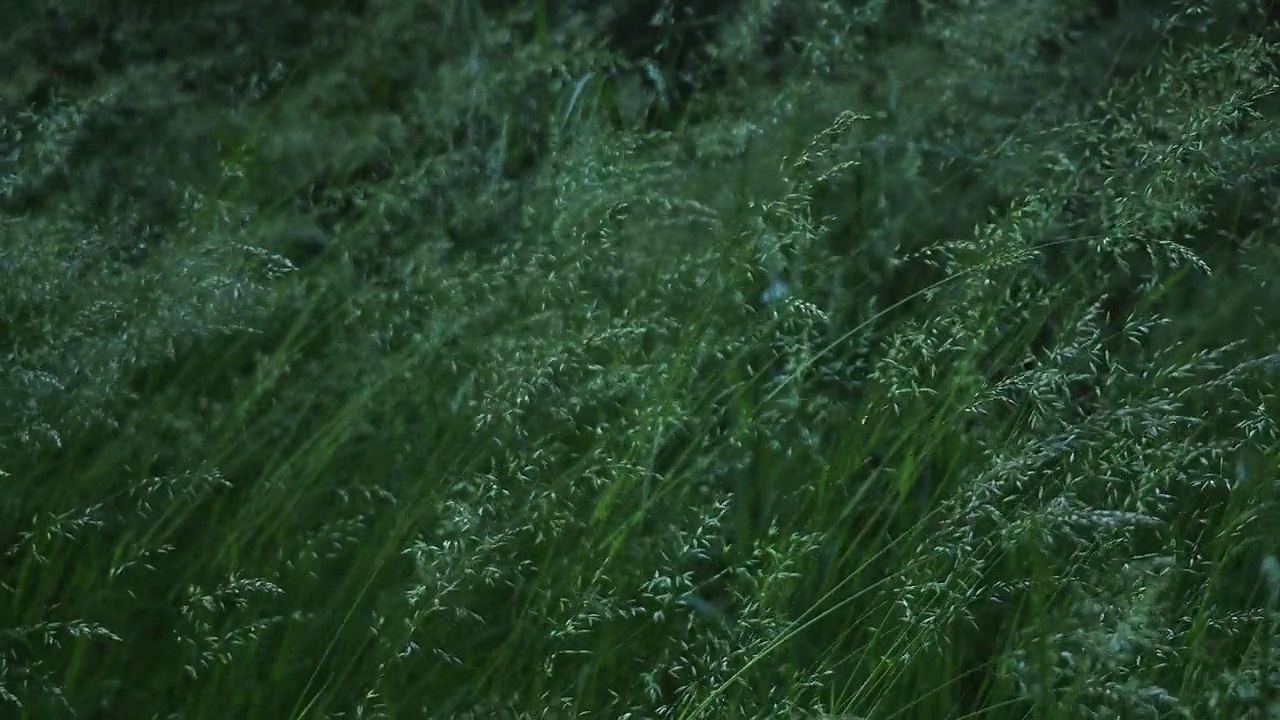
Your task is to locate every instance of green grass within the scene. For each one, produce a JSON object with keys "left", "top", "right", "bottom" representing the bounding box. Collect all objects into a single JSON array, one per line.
[{"left": 3, "top": 1, "right": 1280, "bottom": 717}]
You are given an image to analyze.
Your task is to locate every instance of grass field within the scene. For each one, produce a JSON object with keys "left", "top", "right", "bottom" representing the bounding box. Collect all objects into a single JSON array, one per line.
[{"left": 3, "top": 1, "right": 1280, "bottom": 717}]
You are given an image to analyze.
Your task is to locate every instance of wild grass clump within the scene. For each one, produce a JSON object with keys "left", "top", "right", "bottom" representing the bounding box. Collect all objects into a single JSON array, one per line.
[{"left": 3, "top": 0, "right": 1280, "bottom": 718}]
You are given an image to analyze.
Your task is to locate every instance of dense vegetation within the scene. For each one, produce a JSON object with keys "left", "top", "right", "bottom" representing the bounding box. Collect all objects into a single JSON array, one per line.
[{"left": 3, "top": 1, "right": 1280, "bottom": 717}]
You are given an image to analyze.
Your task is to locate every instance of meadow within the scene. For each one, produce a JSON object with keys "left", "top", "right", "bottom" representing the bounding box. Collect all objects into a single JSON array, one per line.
[{"left": 3, "top": 1, "right": 1280, "bottom": 717}]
